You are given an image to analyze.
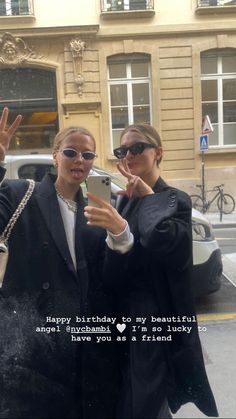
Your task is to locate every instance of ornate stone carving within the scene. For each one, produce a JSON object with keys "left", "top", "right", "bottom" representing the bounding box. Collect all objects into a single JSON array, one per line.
[
  {"left": 0, "top": 32, "right": 38, "bottom": 65},
  {"left": 69, "top": 38, "right": 86, "bottom": 97}
]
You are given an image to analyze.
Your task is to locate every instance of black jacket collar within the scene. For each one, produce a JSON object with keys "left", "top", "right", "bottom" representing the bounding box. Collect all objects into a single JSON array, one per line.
[{"left": 152, "top": 176, "right": 169, "bottom": 193}]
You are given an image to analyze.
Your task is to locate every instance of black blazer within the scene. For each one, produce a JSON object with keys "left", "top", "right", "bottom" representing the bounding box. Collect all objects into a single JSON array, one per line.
[
  {"left": 0, "top": 173, "right": 119, "bottom": 419},
  {"left": 0, "top": 173, "right": 102, "bottom": 296},
  {"left": 105, "top": 177, "right": 218, "bottom": 418}
]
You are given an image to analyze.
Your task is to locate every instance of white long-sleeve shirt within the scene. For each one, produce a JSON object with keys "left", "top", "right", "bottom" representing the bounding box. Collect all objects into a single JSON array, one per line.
[{"left": 57, "top": 195, "right": 133, "bottom": 270}]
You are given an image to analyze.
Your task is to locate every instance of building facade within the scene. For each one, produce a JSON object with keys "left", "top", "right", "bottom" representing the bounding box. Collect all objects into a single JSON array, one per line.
[{"left": 0, "top": 0, "right": 236, "bottom": 198}]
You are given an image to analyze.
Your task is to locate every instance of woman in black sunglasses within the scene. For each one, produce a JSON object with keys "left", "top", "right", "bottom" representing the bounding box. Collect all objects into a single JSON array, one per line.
[
  {"left": 86, "top": 123, "right": 218, "bottom": 419},
  {"left": 0, "top": 108, "right": 133, "bottom": 419}
]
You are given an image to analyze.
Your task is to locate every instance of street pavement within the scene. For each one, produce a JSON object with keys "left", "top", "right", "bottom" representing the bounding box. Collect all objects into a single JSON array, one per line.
[
  {"left": 204, "top": 210, "right": 236, "bottom": 228},
  {"left": 173, "top": 319, "right": 236, "bottom": 419}
]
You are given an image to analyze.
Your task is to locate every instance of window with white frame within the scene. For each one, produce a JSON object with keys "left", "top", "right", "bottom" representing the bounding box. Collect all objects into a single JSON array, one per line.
[
  {"left": 201, "top": 49, "right": 236, "bottom": 147},
  {"left": 102, "top": 0, "right": 151, "bottom": 12},
  {"left": 108, "top": 54, "right": 151, "bottom": 149},
  {"left": 198, "top": 0, "right": 236, "bottom": 7},
  {"left": 0, "top": 0, "right": 33, "bottom": 16}
]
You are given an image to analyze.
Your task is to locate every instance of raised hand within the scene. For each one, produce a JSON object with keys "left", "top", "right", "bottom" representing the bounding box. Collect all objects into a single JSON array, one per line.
[
  {"left": 84, "top": 192, "right": 126, "bottom": 234},
  {"left": 117, "top": 159, "right": 153, "bottom": 198},
  {"left": 0, "top": 108, "right": 22, "bottom": 160}
]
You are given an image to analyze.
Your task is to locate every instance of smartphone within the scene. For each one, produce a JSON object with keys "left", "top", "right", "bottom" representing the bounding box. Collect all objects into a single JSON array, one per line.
[{"left": 87, "top": 175, "right": 111, "bottom": 207}]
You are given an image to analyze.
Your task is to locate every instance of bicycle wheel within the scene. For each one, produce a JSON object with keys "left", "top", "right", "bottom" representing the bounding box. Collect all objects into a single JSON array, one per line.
[
  {"left": 217, "top": 194, "right": 235, "bottom": 214},
  {"left": 190, "top": 195, "right": 204, "bottom": 212}
]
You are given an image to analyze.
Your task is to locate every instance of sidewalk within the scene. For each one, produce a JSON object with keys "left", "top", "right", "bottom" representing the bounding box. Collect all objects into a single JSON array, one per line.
[{"left": 203, "top": 211, "right": 236, "bottom": 228}]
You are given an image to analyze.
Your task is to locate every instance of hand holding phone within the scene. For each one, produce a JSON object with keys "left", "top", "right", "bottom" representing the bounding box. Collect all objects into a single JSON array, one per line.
[{"left": 85, "top": 176, "right": 126, "bottom": 234}]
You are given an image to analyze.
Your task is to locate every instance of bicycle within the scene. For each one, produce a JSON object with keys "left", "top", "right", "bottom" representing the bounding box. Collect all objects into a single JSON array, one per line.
[{"left": 190, "top": 184, "right": 235, "bottom": 214}]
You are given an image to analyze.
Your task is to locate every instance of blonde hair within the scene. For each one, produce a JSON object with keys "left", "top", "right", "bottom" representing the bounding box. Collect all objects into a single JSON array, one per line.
[
  {"left": 120, "top": 123, "right": 162, "bottom": 165},
  {"left": 52, "top": 127, "right": 96, "bottom": 153}
]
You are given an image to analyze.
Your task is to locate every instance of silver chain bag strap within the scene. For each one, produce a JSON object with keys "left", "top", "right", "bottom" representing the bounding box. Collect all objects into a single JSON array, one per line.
[{"left": 0, "top": 179, "right": 35, "bottom": 287}]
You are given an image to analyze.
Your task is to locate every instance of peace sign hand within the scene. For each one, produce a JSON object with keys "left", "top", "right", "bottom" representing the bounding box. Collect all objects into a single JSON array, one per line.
[
  {"left": 0, "top": 107, "right": 22, "bottom": 161},
  {"left": 117, "top": 159, "right": 154, "bottom": 198}
]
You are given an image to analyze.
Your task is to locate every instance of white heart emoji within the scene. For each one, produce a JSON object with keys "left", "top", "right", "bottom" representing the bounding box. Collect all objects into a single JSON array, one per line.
[{"left": 116, "top": 323, "right": 126, "bottom": 333}]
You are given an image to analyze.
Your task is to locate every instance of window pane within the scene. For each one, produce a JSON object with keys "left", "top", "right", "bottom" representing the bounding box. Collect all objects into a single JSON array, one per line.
[
  {"left": 223, "top": 102, "right": 236, "bottom": 123},
  {"left": 223, "top": 79, "right": 236, "bottom": 100},
  {"left": 222, "top": 55, "right": 236, "bottom": 73},
  {"left": 110, "top": 85, "right": 127, "bottom": 106},
  {"left": 10, "top": 0, "right": 19, "bottom": 15},
  {"left": 0, "top": 68, "right": 58, "bottom": 151},
  {"left": 111, "top": 108, "right": 128, "bottom": 129},
  {"left": 201, "top": 80, "right": 217, "bottom": 101},
  {"left": 0, "top": 1, "right": 6, "bottom": 15},
  {"left": 223, "top": 124, "right": 236, "bottom": 145},
  {"left": 202, "top": 103, "right": 218, "bottom": 123},
  {"left": 131, "top": 62, "right": 149, "bottom": 78},
  {"left": 133, "top": 106, "right": 150, "bottom": 124},
  {"left": 19, "top": 0, "right": 30, "bottom": 14},
  {"left": 132, "top": 83, "right": 149, "bottom": 105},
  {"left": 208, "top": 126, "right": 218, "bottom": 146},
  {"left": 129, "top": 0, "right": 147, "bottom": 10},
  {"left": 109, "top": 63, "right": 126, "bottom": 79},
  {"left": 18, "top": 164, "right": 56, "bottom": 182},
  {"left": 7, "top": 110, "right": 58, "bottom": 151},
  {"left": 201, "top": 56, "right": 217, "bottom": 75},
  {"left": 0, "top": 68, "right": 56, "bottom": 102}
]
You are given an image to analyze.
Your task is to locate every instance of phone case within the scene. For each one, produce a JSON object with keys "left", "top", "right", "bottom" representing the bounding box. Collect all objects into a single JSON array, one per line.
[{"left": 87, "top": 175, "right": 111, "bottom": 207}]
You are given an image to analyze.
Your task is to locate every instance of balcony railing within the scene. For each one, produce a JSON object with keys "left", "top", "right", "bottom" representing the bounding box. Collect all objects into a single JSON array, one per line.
[
  {"left": 197, "top": 0, "right": 236, "bottom": 7},
  {"left": 0, "top": 0, "right": 34, "bottom": 16},
  {"left": 101, "top": 0, "right": 154, "bottom": 13}
]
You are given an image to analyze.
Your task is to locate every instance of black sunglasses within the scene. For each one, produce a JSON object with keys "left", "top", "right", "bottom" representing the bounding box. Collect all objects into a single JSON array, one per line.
[
  {"left": 113, "top": 142, "right": 156, "bottom": 159},
  {"left": 61, "top": 148, "right": 97, "bottom": 161}
]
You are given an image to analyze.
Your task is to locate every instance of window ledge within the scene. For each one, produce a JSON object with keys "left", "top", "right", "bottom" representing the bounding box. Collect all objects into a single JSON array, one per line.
[
  {"left": 100, "top": 9, "right": 155, "bottom": 19},
  {"left": 61, "top": 97, "right": 101, "bottom": 112},
  {"left": 0, "top": 14, "right": 35, "bottom": 22},
  {"left": 204, "top": 146, "right": 236, "bottom": 154},
  {"left": 196, "top": 5, "right": 236, "bottom": 14}
]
